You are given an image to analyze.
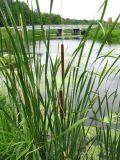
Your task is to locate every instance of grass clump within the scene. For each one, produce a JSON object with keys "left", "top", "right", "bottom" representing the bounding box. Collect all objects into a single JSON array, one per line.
[
  {"left": 0, "top": 0, "right": 120, "bottom": 159},
  {"left": 88, "top": 24, "right": 120, "bottom": 44}
]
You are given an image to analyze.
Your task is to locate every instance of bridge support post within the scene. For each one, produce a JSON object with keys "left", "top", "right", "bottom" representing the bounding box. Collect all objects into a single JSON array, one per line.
[
  {"left": 73, "top": 29, "right": 80, "bottom": 35},
  {"left": 81, "top": 29, "right": 86, "bottom": 35},
  {"left": 57, "top": 29, "right": 64, "bottom": 36}
]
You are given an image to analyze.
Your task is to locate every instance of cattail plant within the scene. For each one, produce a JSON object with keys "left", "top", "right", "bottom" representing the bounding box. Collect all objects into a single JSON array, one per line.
[{"left": 0, "top": 0, "right": 119, "bottom": 159}]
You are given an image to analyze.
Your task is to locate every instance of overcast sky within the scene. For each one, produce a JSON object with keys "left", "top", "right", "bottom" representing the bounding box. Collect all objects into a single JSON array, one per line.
[{"left": 22, "top": 0, "right": 120, "bottom": 21}]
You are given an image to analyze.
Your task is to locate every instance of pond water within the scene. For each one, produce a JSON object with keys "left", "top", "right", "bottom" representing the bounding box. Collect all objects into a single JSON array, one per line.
[
  {"left": 30, "top": 39, "right": 120, "bottom": 89},
  {"left": 32, "top": 39, "right": 120, "bottom": 56},
  {"left": 30, "top": 39, "right": 120, "bottom": 69},
  {"left": 30, "top": 39, "right": 120, "bottom": 120}
]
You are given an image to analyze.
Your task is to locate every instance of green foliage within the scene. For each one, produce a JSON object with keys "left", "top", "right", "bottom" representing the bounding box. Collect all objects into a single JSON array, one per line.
[
  {"left": 88, "top": 24, "right": 120, "bottom": 44},
  {"left": 0, "top": 54, "right": 15, "bottom": 67},
  {"left": 0, "top": 94, "right": 7, "bottom": 108},
  {"left": 0, "top": 0, "right": 31, "bottom": 26},
  {"left": 0, "top": 0, "right": 120, "bottom": 159},
  {"left": 0, "top": 0, "right": 102, "bottom": 26}
]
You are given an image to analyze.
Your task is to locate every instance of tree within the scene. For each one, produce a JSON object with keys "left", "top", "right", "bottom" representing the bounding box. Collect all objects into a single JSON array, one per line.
[
  {"left": 0, "top": 0, "right": 98, "bottom": 27},
  {"left": 0, "top": 0, "right": 31, "bottom": 26}
]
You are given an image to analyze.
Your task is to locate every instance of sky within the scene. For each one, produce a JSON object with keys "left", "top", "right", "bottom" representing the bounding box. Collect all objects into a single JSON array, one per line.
[{"left": 22, "top": 0, "right": 120, "bottom": 21}]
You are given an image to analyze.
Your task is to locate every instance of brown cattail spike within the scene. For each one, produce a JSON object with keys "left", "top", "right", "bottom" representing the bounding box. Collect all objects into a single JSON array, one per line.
[
  {"left": 19, "top": 14, "right": 25, "bottom": 45},
  {"left": 61, "top": 44, "right": 64, "bottom": 79},
  {"left": 59, "top": 90, "right": 64, "bottom": 119}
]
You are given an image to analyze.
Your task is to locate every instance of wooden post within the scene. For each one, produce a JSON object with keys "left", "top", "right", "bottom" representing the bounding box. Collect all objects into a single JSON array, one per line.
[{"left": 108, "top": 17, "right": 112, "bottom": 23}]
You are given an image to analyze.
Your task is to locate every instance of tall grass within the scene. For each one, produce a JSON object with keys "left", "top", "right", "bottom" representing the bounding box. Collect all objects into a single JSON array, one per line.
[{"left": 0, "top": 0, "right": 120, "bottom": 159}]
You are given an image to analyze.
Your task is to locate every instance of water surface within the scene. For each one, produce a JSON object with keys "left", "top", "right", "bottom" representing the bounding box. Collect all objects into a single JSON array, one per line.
[{"left": 30, "top": 39, "right": 120, "bottom": 117}]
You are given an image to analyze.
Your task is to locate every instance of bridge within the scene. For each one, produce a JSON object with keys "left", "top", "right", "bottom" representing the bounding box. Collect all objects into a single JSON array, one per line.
[{"left": 19, "top": 25, "right": 97, "bottom": 36}]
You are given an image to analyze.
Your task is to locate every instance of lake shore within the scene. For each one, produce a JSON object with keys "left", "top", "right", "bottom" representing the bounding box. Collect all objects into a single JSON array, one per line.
[
  {"left": 1, "top": 26, "right": 120, "bottom": 44},
  {"left": 88, "top": 26, "right": 120, "bottom": 44}
]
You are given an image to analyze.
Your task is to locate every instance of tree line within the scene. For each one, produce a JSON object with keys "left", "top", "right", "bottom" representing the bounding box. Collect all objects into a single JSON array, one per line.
[{"left": 0, "top": 0, "right": 98, "bottom": 26}]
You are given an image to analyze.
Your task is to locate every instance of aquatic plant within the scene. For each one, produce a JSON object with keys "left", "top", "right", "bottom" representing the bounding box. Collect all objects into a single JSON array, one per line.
[{"left": 0, "top": 0, "right": 120, "bottom": 159}]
